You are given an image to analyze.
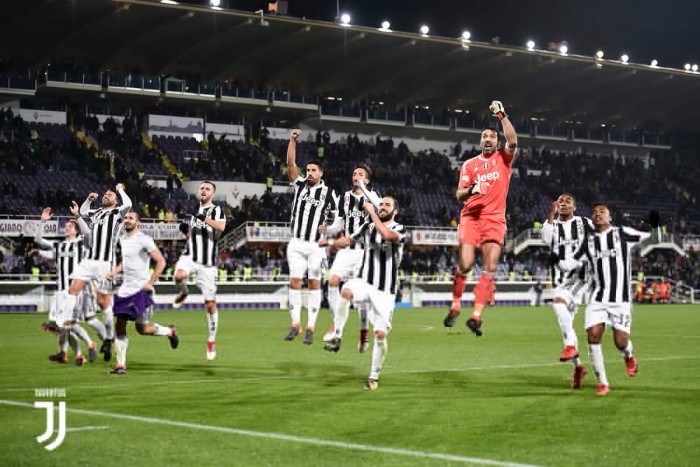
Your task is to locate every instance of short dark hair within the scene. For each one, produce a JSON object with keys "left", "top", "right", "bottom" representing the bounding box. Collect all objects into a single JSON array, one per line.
[
  {"left": 201, "top": 180, "right": 217, "bottom": 192},
  {"left": 307, "top": 159, "right": 324, "bottom": 171},
  {"left": 386, "top": 195, "right": 399, "bottom": 213},
  {"left": 127, "top": 210, "right": 141, "bottom": 221},
  {"left": 354, "top": 164, "right": 372, "bottom": 181},
  {"left": 559, "top": 192, "right": 577, "bottom": 204},
  {"left": 481, "top": 126, "right": 500, "bottom": 140}
]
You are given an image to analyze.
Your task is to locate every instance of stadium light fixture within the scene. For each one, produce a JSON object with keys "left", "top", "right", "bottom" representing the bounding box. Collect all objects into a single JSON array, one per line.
[
  {"left": 684, "top": 63, "right": 691, "bottom": 71},
  {"left": 160, "top": 0, "right": 179, "bottom": 4},
  {"left": 559, "top": 44, "right": 568, "bottom": 55},
  {"left": 596, "top": 50, "right": 604, "bottom": 59},
  {"left": 650, "top": 59, "right": 658, "bottom": 68},
  {"left": 692, "top": 64, "right": 699, "bottom": 72},
  {"left": 379, "top": 21, "right": 391, "bottom": 32},
  {"left": 420, "top": 25, "right": 429, "bottom": 36},
  {"left": 209, "top": 0, "right": 220, "bottom": 6},
  {"left": 340, "top": 13, "right": 351, "bottom": 26},
  {"left": 526, "top": 40, "right": 535, "bottom": 51},
  {"left": 621, "top": 54, "right": 629, "bottom": 64},
  {"left": 461, "top": 31, "right": 471, "bottom": 41}
]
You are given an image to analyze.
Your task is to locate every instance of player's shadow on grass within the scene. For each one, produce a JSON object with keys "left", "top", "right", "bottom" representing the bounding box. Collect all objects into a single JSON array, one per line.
[{"left": 275, "top": 360, "right": 364, "bottom": 386}]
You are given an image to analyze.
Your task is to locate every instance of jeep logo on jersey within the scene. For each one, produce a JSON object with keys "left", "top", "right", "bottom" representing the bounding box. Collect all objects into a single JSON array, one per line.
[
  {"left": 476, "top": 172, "right": 500, "bottom": 182},
  {"left": 300, "top": 193, "right": 324, "bottom": 206},
  {"left": 347, "top": 210, "right": 365, "bottom": 218}
]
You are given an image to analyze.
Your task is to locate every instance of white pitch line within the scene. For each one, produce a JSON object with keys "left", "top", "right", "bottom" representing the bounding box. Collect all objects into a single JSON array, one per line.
[
  {"left": 0, "top": 399, "right": 539, "bottom": 467},
  {"left": 65, "top": 425, "right": 109, "bottom": 432}
]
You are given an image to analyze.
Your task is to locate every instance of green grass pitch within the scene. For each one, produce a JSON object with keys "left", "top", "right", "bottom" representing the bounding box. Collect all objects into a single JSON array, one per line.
[{"left": 1, "top": 304, "right": 699, "bottom": 466}]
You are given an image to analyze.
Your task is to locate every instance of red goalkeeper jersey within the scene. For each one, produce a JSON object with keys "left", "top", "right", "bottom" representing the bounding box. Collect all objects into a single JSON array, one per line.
[{"left": 458, "top": 147, "right": 517, "bottom": 222}]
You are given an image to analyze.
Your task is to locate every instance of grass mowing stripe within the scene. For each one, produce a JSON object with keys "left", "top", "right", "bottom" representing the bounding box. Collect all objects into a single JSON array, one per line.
[
  {"left": 0, "top": 399, "right": 540, "bottom": 467},
  {"left": 1, "top": 354, "right": 696, "bottom": 394}
]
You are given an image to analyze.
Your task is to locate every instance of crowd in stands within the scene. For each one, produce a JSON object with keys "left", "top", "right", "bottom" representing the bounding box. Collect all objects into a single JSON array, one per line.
[{"left": 1, "top": 109, "right": 699, "bottom": 292}]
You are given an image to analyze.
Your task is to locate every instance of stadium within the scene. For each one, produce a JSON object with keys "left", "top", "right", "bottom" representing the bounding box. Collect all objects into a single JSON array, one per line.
[{"left": 1, "top": 1, "right": 699, "bottom": 465}]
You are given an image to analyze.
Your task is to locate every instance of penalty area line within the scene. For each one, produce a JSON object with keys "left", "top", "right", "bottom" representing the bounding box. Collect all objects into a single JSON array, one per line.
[{"left": 0, "top": 399, "right": 539, "bottom": 467}]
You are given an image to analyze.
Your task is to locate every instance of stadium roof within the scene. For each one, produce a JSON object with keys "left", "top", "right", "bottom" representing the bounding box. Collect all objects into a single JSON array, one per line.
[{"left": 2, "top": 0, "right": 700, "bottom": 133}]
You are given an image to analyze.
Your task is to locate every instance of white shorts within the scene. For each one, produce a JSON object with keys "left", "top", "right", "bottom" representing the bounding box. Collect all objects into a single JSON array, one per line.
[
  {"left": 51, "top": 290, "right": 86, "bottom": 327},
  {"left": 330, "top": 247, "right": 364, "bottom": 281},
  {"left": 553, "top": 279, "right": 588, "bottom": 312},
  {"left": 287, "top": 238, "right": 325, "bottom": 281},
  {"left": 585, "top": 302, "right": 633, "bottom": 334},
  {"left": 70, "top": 259, "right": 113, "bottom": 294},
  {"left": 343, "top": 278, "right": 395, "bottom": 333},
  {"left": 174, "top": 255, "right": 217, "bottom": 301}
]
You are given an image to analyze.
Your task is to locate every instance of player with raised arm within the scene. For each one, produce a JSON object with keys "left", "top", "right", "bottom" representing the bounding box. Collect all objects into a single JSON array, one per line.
[
  {"left": 58, "top": 184, "right": 132, "bottom": 362},
  {"left": 172, "top": 181, "right": 226, "bottom": 360},
  {"left": 560, "top": 205, "right": 659, "bottom": 396},
  {"left": 322, "top": 196, "right": 407, "bottom": 390},
  {"left": 284, "top": 129, "right": 339, "bottom": 345},
  {"left": 443, "top": 101, "right": 519, "bottom": 336},
  {"left": 319, "top": 164, "right": 380, "bottom": 352},
  {"left": 541, "top": 193, "right": 593, "bottom": 389},
  {"left": 106, "top": 211, "right": 178, "bottom": 374},
  {"left": 33, "top": 204, "right": 98, "bottom": 365}
]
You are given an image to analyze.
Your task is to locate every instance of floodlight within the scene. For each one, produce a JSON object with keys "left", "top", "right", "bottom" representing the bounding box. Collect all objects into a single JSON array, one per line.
[
  {"left": 650, "top": 59, "right": 658, "bottom": 67},
  {"left": 420, "top": 25, "right": 429, "bottom": 36},
  {"left": 340, "top": 13, "right": 351, "bottom": 25},
  {"left": 596, "top": 50, "right": 604, "bottom": 59},
  {"left": 621, "top": 54, "right": 629, "bottom": 63},
  {"left": 559, "top": 44, "right": 568, "bottom": 55},
  {"left": 526, "top": 40, "right": 535, "bottom": 50},
  {"left": 461, "top": 31, "right": 471, "bottom": 41},
  {"left": 379, "top": 21, "right": 391, "bottom": 31}
]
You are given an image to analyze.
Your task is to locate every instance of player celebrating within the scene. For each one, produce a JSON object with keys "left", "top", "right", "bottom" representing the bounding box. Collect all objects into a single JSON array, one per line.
[
  {"left": 322, "top": 196, "right": 406, "bottom": 391},
  {"left": 57, "top": 184, "right": 132, "bottom": 361},
  {"left": 172, "top": 181, "right": 226, "bottom": 360},
  {"left": 33, "top": 204, "right": 98, "bottom": 365},
  {"left": 541, "top": 193, "right": 593, "bottom": 388},
  {"left": 319, "top": 164, "right": 380, "bottom": 352},
  {"left": 284, "top": 129, "right": 339, "bottom": 344},
  {"left": 107, "top": 211, "right": 178, "bottom": 375},
  {"left": 560, "top": 205, "right": 659, "bottom": 396},
  {"left": 443, "top": 101, "right": 519, "bottom": 336}
]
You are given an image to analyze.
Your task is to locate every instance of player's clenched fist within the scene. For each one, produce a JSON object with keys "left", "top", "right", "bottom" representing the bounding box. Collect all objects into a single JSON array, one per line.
[
  {"left": 489, "top": 100, "right": 508, "bottom": 120},
  {"left": 290, "top": 129, "right": 301, "bottom": 141}
]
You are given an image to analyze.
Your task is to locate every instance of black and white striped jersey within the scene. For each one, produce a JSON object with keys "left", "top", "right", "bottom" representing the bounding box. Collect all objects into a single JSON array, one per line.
[
  {"left": 38, "top": 238, "right": 86, "bottom": 292},
  {"left": 338, "top": 189, "right": 381, "bottom": 249},
  {"left": 85, "top": 207, "right": 128, "bottom": 263},
  {"left": 183, "top": 204, "right": 226, "bottom": 267},
  {"left": 541, "top": 216, "right": 593, "bottom": 286},
  {"left": 352, "top": 221, "right": 407, "bottom": 295},
  {"left": 289, "top": 176, "right": 339, "bottom": 242},
  {"left": 572, "top": 226, "right": 650, "bottom": 303}
]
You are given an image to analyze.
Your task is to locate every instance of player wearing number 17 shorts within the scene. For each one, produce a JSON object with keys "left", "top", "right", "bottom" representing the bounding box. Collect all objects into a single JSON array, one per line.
[{"left": 443, "top": 100, "right": 519, "bottom": 337}]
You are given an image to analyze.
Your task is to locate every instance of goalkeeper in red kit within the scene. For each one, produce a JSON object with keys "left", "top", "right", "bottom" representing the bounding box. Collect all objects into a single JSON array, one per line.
[{"left": 443, "top": 100, "right": 519, "bottom": 336}]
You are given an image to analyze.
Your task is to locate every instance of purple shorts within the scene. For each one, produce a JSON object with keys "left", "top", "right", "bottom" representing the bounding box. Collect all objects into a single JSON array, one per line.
[{"left": 113, "top": 290, "right": 154, "bottom": 321}]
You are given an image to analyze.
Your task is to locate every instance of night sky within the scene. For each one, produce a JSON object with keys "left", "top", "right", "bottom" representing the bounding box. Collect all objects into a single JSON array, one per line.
[{"left": 216, "top": 0, "right": 700, "bottom": 68}]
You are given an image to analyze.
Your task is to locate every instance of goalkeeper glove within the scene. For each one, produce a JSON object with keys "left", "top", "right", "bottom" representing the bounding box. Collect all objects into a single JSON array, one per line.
[
  {"left": 648, "top": 210, "right": 660, "bottom": 228},
  {"left": 489, "top": 100, "right": 508, "bottom": 120},
  {"left": 466, "top": 180, "right": 486, "bottom": 196}
]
